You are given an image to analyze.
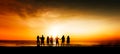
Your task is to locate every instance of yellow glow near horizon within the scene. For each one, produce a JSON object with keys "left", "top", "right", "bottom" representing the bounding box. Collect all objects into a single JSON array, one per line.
[
  {"left": 64, "top": 20, "right": 106, "bottom": 35},
  {"left": 44, "top": 19, "right": 119, "bottom": 40},
  {"left": 47, "top": 25, "right": 64, "bottom": 38}
]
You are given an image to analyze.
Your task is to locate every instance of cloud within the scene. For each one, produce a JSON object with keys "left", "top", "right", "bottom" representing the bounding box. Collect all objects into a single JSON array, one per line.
[{"left": 0, "top": 0, "right": 120, "bottom": 19}]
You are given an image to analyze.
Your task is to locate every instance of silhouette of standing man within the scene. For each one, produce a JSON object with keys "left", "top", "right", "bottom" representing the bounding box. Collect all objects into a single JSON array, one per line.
[
  {"left": 47, "top": 36, "right": 49, "bottom": 45},
  {"left": 37, "top": 35, "right": 40, "bottom": 47},
  {"left": 67, "top": 36, "right": 70, "bottom": 45},
  {"left": 41, "top": 35, "right": 45, "bottom": 45},
  {"left": 61, "top": 35, "right": 65, "bottom": 46}
]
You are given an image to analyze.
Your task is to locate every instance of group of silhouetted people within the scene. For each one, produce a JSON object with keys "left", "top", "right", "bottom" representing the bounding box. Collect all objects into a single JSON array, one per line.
[
  {"left": 37, "top": 35, "right": 70, "bottom": 46},
  {"left": 37, "top": 35, "right": 45, "bottom": 46}
]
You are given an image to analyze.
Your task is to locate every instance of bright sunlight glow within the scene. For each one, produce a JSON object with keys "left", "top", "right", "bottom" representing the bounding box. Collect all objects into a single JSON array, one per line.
[
  {"left": 47, "top": 25, "right": 64, "bottom": 38},
  {"left": 46, "top": 19, "right": 113, "bottom": 38}
]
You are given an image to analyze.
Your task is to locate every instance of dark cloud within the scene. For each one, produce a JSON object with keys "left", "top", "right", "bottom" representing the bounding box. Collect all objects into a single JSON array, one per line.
[{"left": 0, "top": 0, "right": 120, "bottom": 19}]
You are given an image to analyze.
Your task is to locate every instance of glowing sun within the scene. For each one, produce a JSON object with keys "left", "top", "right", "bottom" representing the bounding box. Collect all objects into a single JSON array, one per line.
[{"left": 47, "top": 25, "right": 64, "bottom": 38}]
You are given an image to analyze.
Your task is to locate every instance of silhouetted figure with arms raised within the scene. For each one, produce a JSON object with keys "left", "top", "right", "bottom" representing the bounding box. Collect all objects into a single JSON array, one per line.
[
  {"left": 47, "top": 36, "right": 49, "bottom": 45},
  {"left": 41, "top": 35, "right": 45, "bottom": 45},
  {"left": 61, "top": 35, "right": 65, "bottom": 46},
  {"left": 67, "top": 35, "right": 70, "bottom": 46},
  {"left": 55, "top": 36, "right": 59, "bottom": 46},
  {"left": 37, "top": 35, "right": 40, "bottom": 47}
]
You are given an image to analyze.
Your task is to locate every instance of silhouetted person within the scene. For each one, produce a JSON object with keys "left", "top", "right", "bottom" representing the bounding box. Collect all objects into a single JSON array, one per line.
[
  {"left": 50, "top": 36, "right": 53, "bottom": 45},
  {"left": 37, "top": 35, "right": 40, "bottom": 47},
  {"left": 55, "top": 36, "right": 59, "bottom": 46},
  {"left": 41, "top": 35, "right": 45, "bottom": 45},
  {"left": 67, "top": 36, "right": 70, "bottom": 45},
  {"left": 47, "top": 36, "right": 49, "bottom": 45},
  {"left": 61, "top": 35, "right": 65, "bottom": 46}
]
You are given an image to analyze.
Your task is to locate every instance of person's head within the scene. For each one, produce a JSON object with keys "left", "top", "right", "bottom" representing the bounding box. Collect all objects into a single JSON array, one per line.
[
  {"left": 37, "top": 35, "right": 39, "bottom": 37},
  {"left": 42, "top": 35, "right": 44, "bottom": 37}
]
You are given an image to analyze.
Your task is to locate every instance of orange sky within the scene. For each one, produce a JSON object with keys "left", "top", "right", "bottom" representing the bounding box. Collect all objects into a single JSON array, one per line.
[
  {"left": 0, "top": 11, "right": 119, "bottom": 41},
  {"left": 0, "top": 0, "right": 120, "bottom": 42}
]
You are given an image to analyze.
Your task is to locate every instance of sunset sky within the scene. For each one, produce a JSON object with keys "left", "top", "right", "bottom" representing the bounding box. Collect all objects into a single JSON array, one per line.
[{"left": 0, "top": 0, "right": 120, "bottom": 42}]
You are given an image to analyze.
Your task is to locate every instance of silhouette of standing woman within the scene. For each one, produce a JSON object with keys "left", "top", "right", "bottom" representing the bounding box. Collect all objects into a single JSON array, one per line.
[
  {"left": 37, "top": 35, "right": 40, "bottom": 47},
  {"left": 67, "top": 36, "right": 70, "bottom": 45},
  {"left": 61, "top": 35, "right": 65, "bottom": 46}
]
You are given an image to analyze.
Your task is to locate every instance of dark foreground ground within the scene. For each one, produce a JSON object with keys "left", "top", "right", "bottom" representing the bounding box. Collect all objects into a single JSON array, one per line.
[
  {"left": 0, "top": 45, "right": 120, "bottom": 49},
  {"left": 0, "top": 46, "right": 120, "bottom": 53}
]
